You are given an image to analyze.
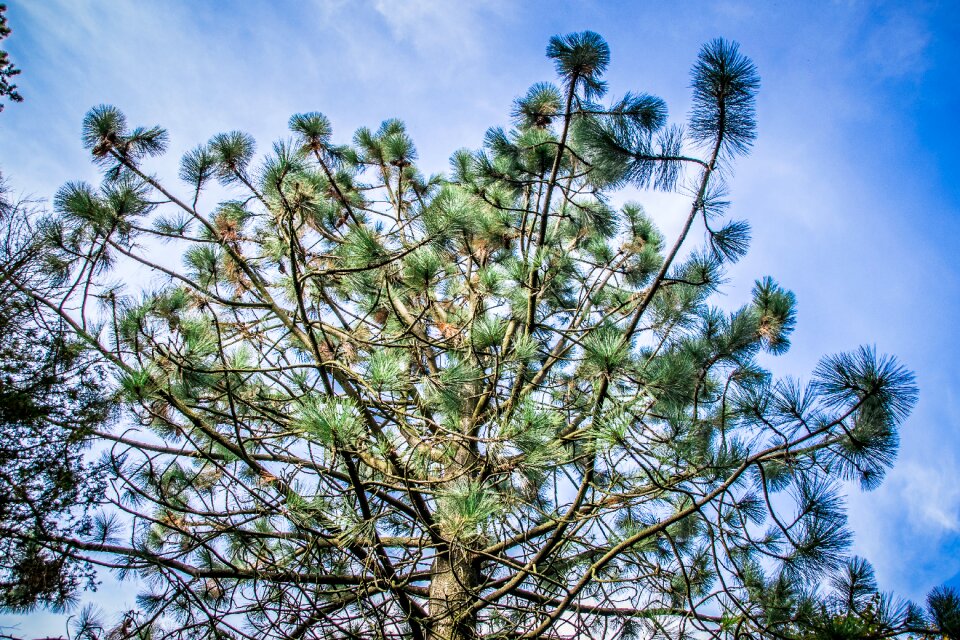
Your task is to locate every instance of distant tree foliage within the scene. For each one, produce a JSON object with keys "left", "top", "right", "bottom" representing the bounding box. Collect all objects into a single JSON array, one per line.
[
  {"left": 6, "top": 31, "right": 958, "bottom": 640},
  {"left": 0, "top": 177, "right": 110, "bottom": 613},
  {"left": 0, "top": 4, "right": 23, "bottom": 111}
]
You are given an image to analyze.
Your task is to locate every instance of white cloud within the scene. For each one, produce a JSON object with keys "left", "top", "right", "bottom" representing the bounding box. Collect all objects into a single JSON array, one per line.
[
  {"left": 860, "top": 7, "right": 932, "bottom": 80},
  {"left": 371, "top": 0, "right": 514, "bottom": 63},
  {"left": 896, "top": 460, "right": 960, "bottom": 532}
]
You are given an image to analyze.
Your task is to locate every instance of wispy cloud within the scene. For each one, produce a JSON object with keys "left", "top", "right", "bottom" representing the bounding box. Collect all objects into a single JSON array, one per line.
[
  {"left": 897, "top": 460, "right": 960, "bottom": 532},
  {"left": 371, "top": 0, "right": 514, "bottom": 63},
  {"left": 860, "top": 6, "right": 932, "bottom": 80}
]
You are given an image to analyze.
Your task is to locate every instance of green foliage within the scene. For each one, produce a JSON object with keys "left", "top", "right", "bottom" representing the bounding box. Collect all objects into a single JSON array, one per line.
[
  {"left": 0, "top": 182, "right": 110, "bottom": 613},
  {"left": 928, "top": 586, "right": 960, "bottom": 639},
  {"left": 513, "top": 82, "right": 562, "bottom": 128},
  {"left": 12, "top": 31, "right": 940, "bottom": 640},
  {"left": 435, "top": 480, "right": 500, "bottom": 540},
  {"left": 752, "top": 275, "right": 796, "bottom": 354},
  {"left": 366, "top": 348, "right": 409, "bottom": 391},
  {"left": 118, "top": 365, "right": 159, "bottom": 401},
  {"left": 178, "top": 144, "right": 217, "bottom": 193},
  {"left": 546, "top": 30, "right": 610, "bottom": 99},
  {"left": 297, "top": 395, "right": 363, "bottom": 446},
  {"left": 289, "top": 111, "right": 333, "bottom": 152},
  {"left": 81, "top": 104, "right": 168, "bottom": 180},
  {"left": 690, "top": 38, "right": 760, "bottom": 157},
  {"left": 582, "top": 324, "right": 630, "bottom": 373},
  {"left": 208, "top": 130, "right": 255, "bottom": 183},
  {"left": 0, "top": 4, "right": 22, "bottom": 111},
  {"left": 470, "top": 314, "right": 507, "bottom": 350}
]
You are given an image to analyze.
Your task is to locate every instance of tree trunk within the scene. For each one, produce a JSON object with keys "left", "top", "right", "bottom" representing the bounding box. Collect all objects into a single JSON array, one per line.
[
  {"left": 427, "top": 543, "right": 477, "bottom": 640},
  {"left": 426, "top": 381, "right": 481, "bottom": 640}
]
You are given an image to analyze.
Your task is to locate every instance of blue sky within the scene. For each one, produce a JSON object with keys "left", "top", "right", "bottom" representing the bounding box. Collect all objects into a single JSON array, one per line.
[{"left": 2, "top": 0, "right": 959, "bottom": 634}]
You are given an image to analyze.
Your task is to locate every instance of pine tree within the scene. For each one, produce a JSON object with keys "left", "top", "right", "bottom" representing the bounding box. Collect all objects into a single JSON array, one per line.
[
  {"left": 7, "top": 32, "right": 957, "bottom": 640},
  {"left": 0, "top": 4, "right": 23, "bottom": 111}
]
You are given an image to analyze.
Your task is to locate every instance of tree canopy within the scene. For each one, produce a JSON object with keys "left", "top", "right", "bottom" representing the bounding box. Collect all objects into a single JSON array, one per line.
[{"left": 2, "top": 31, "right": 956, "bottom": 640}]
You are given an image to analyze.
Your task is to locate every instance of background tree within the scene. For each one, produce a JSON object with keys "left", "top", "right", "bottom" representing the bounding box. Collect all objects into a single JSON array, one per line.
[
  {"left": 0, "top": 3, "right": 95, "bottom": 621},
  {"left": 7, "top": 31, "right": 958, "bottom": 640},
  {"left": 0, "top": 176, "right": 110, "bottom": 614},
  {"left": 0, "top": 4, "right": 23, "bottom": 111}
]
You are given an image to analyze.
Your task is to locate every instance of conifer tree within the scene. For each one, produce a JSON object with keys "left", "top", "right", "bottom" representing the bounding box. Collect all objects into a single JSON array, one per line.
[
  {"left": 0, "top": 4, "right": 23, "bottom": 111},
  {"left": 0, "top": 177, "right": 110, "bottom": 613},
  {"left": 7, "top": 32, "right": 957, "bottom": 640}
]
